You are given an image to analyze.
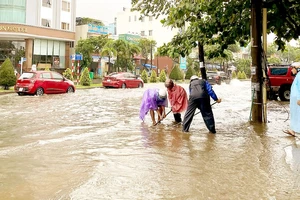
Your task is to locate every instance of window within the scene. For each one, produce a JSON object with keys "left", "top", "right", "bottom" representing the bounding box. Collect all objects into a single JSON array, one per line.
[
  {"left": 141, "top": 16, "right": 145, "bottom": 22},
  {"left": 42, "top": 0, "right": 51, "bottom": 8},
  {"left": 134, "top": 16, "right": 137, "bottom": 21},
  {"left": 129, "top": 16, "right": 131, "bottom": 22},
  {"left": 41, "top": 72, "right": 51, "bottom": 79},
  {"left": 61, "top": 22, "right": 70, "bottom": 30},
  {"left": 62, "top": 1, "right": 70, "bottom": 12},
  {"left": 141, "top": 31, "right": 145, "bottom": 36},
  {"left": 42, "top": 19, "right": 50, "bottom": 27},
  {"left": 149, "top": 30, "right": 153, "bottom": 36},
  {"left": 52, "top": 72, "right": 63, "bottom": 80},
  {"left": 68, "top": 41, "right": 74, "bottom": 48},
  {"left": 149, "top": 16, "right": 153, "bottom": 21}
]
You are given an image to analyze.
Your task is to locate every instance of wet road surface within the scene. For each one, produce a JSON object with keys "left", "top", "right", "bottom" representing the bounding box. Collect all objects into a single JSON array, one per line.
[{"left": 0, "top": 80, "right": 300, "bottom": 199}]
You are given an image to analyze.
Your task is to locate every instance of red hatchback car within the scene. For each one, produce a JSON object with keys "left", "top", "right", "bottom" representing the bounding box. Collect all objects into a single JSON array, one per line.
[
  {"left": 14, "top": 71, "right": 75, "bottom": 96},
  {"left": 102, "top": 72, "right": 144, "bottom": 88}
]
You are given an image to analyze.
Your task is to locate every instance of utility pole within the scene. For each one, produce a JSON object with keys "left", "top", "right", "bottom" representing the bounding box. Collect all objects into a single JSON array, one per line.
[{"left": 250, "top": 0, "right": 263, "bottom": 122}]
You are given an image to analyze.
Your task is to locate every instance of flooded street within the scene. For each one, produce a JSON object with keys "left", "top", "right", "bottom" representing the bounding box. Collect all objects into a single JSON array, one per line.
[{"left": 0, "top": 80, "right": 300, "bottom": 200}]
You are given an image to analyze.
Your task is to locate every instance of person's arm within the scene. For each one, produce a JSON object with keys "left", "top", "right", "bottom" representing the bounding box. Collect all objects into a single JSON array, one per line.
[{"left": 205, "top": 81, "right": 221, "bottom": 103}]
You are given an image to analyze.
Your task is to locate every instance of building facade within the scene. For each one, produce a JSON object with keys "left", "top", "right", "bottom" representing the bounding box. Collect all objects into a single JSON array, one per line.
[
  {"left": 0, "top": 0, "right": 76, "bottom": 72},
  {"left": 116, "top": 7, "right": 179, "bottom": 48}
]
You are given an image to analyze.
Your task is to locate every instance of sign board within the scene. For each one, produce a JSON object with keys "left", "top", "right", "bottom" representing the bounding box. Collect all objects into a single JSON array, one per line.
[
  {"left": 88, "top": 24, "right": 108, "bottom": 35},
  {"left": 70, "top": 54, "right": 83, "bottom": 60},
  {"left": 180, "top": 56, "right": 187, "bottom": 70}
]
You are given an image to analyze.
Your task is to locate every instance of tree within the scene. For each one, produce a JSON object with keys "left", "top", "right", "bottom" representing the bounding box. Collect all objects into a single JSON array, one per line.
[
  {"left": 169, "top": 65, "right": 184, "bottom": 80},
  {"left": 132, "top": 0, "right": 300, "bottom": 78},
  {"left": 75, "top": 35, "right": 108, "bottom": 73},
  {"left": 101, "top": 39, "right": 117, "bottom": 73},
  {"left": 159, "top": 69, "right": 167, "bottom": 82},
  {"left": 80, "top": 67, "right": 91, "bottom": 86},
  {"left": 63, "top": 68, "right": 74, "bottom": 81},
  {"left": 138, "top": 38, "right": 157, "bottom": 66},
  {"left": 76, "top": 17, "right": 104, "bottom": 26},
  {"left": 149, "top": 70, "right": 157, "bottom": 83},
  {"left": 0, "top": 58, "right": 16, "bottom": 90},
  {"left": 141, "top": 69, "right": 148, "bottom": 83},
  {"left": 185, "top": 65, "right": 195, "bottom": 80}
]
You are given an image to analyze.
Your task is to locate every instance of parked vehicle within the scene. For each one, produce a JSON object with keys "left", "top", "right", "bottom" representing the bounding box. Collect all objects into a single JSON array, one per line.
[
  {"left": 14, "top": 71, "right": 75, "bottom": 96},
  {"left": 206, "top": 71, "right": 221, "bottom": 85},
  {"left": 217, "top": 71, "right": 231, "bottom": 84},
  {"left": 102, "top": 72, "right": 144, "bottom": 89},
  {"left": 267, "top": 64, "right": 295, "bottom": 101}
]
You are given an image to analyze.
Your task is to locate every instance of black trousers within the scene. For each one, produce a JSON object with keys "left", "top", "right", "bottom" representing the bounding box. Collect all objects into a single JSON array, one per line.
[
  {"left": 182, "top": 98, "right": 216, "bottom": 133},
  {"left": 173, "top": 113, "right": 182, "bottom": 123}
]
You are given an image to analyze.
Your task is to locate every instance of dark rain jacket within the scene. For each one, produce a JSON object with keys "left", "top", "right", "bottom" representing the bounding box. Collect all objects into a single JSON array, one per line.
[{"left": 189, "top": 79, "right": 218, "bottom": 101}]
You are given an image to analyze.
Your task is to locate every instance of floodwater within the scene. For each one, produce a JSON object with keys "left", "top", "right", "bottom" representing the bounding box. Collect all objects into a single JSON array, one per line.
[{"left": 0, "top": 80, "right": 299, "bottom": 200}]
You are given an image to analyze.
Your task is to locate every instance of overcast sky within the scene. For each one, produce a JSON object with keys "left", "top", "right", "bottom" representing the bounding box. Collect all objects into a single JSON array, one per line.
[{"left": 76, "top": 0, "right": 132, "bottom": 24}]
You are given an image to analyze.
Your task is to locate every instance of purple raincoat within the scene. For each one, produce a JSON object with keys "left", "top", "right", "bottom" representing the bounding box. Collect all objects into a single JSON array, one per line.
[{"left": 139, "top": 88, "right": 168, "bottom": 121}]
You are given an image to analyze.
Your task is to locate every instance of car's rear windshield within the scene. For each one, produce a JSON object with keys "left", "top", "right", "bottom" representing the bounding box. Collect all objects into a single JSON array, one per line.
[
  {"left": 270, "top": 68, "right": 288, "bottom": 75},
  {"left": 19, "top": 73, "right": 36, "bottom": 79},
  {"left": 108, "top": 72, "right": 123, "bottom": 77}
]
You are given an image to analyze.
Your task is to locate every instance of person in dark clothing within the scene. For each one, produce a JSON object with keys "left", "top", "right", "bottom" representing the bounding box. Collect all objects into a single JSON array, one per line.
[{"left": 182, "top": 75, "right": 222, "bottom": 133}]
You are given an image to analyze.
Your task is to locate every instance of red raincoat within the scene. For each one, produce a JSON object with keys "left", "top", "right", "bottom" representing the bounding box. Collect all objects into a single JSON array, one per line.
[{"left": 167, "top": 84, "right": 188, "bottom": 113}]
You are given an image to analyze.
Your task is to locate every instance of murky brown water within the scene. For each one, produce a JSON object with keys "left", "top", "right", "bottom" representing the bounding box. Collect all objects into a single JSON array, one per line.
[{"left": 0, "top": 80, "right": 299, "bottom": 200}]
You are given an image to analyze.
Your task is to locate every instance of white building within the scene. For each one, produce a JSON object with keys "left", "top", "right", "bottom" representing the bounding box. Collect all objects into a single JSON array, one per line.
[
  {"left": 0, "top": 0, "right": 76, "bottom": 71},
  {"left": 116, "top": 7, "right": 179, "bottom": 48}
]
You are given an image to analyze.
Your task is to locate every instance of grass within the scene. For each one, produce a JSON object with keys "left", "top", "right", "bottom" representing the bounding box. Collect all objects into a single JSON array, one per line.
[
  {"left": 0, "top": 87, "right": 14, "bottom": 93},
  {"left": 75, "top": 83, "right": 102, "bottom": 89}
]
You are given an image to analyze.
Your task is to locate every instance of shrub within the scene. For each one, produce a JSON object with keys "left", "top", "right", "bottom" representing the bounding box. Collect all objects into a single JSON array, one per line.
[
  {"left": 0, "top": 58, "right": 17, "bottom": 90},
  {"left": 80, "top": 67, "right": 91, "bottom": 86},
  {"left": 159, "top": 69, "right": 167, "bottom": 82},
  {"left": 232, "top": 71, "right": 237, "bottom": 79},
  {"left": 141, "top": 69, "right": 148, "bottom": 83},
  {"left": 149, "top": 70, "right": 157, "bottom": 83},
  {"left": 185, "top": 66, "right": 195, "bottom": 80},
  {"left": 237, "top": 71, "right": 247, "bottom": 79},
  {"left": 169, "top": 64, "right": 184, "bottom": 80},
  {"left": 63, "top": 68, "right": 74, "bottom": 81}
]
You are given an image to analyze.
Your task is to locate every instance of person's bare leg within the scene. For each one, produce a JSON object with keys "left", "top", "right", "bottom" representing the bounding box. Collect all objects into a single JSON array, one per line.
[{"left": 150, "top": 110, "right": 156, "bottom": 125}]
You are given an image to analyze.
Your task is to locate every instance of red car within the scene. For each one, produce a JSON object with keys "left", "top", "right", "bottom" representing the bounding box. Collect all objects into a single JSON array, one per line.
[
  {"left": 14, "top": 71, "right": 75, "bottom": 96},
  {"left": 102, "top": 72, "right": 144, "bottom": 88}
]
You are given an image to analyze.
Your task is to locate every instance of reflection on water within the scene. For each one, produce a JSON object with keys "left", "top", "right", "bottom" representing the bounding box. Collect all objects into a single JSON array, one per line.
[{"left": 1, "top": 81, "right": 300, "bottom": 199}]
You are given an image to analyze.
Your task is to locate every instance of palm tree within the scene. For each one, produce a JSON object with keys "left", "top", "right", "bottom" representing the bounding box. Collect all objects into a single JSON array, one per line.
[
  {"left": 127, "top": 43, "right": 141, "bottom": 72},
  {"left": 101, "top": 39, "right": 117, "bottom": 73}
]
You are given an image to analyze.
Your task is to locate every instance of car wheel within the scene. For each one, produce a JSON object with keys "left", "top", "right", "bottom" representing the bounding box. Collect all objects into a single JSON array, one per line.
[
  {"left": 121, "top": 83, "right": 126, "bottom": 89},
  {"left": 279, "top": 86, "right": 290, "bottom": 101},
  {"left": 36, "top": 87, "right": 44, "bottom": 96},
  {"left": 67, "top": 86, "right": 74, "bottom": 93},
  {"left": 138, "top": 82, "right": 143, "bottom": 88}
]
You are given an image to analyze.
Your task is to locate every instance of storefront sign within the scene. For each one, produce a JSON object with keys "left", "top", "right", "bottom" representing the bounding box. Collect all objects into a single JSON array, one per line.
[
  {"left": 0, "top": 26, "right": 27, "bottom": 33},
  {"left": 88, "top": 24, "right": 108, "bottom": 35}
]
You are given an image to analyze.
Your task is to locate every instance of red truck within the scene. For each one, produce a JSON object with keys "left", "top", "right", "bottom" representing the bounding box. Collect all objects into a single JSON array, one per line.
[{"left": 267, "top": 64, "right": 295, "bottom": 101}]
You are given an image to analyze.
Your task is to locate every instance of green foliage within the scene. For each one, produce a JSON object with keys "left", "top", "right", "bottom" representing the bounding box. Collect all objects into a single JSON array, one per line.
[
  {"left": 234, "top": 58, "right": 251, "bottom": 78},
  {"left": 237, "top": 71, "right": 247, "bottom": 79},
  {"left": 0, "top": 58, "right": 17, "bottom": 90},
  {"left": 159, "top": 69, "right": 167, "bottom": 82},
  {"left": 149, "top": 70, "right": 157, "bottom": 83},
  {"left": 80, "top": 67, "right": 91, "bottom": 86},
  {"left": 169, "top": 65, "right": 184, "bottom": 81},
  {"left": 141, "top": 69, "right": 148, "bottom": 83},
  {"left": 267, "top": 57, "right": 281, "bottom": 65},
  {"left": 137, "top": 38, "right": 156, "bottom": 65},
  {"left": 76, "top": 17, "right": 104, "bottom": 26},
  {"left": 75, "top": 35, "right": 108, "bottom": 71},
  {"left": 185, "top": 66, "right": 195, "bottom": 80},
  {"left": 232, "top": 71, "right": 237, "bottom": 79},
  {"left": 63, "top": 68, "right": 74, "bottom": 81}
]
